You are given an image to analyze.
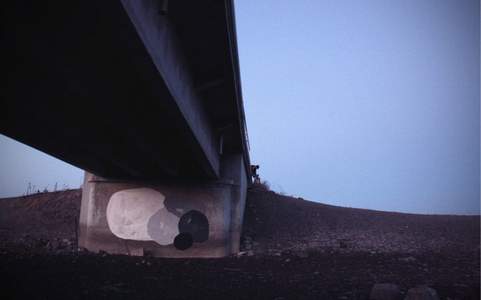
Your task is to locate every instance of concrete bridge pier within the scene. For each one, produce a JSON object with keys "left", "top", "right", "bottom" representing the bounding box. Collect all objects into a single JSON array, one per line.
[
  {"left": 79, "top": 155, "right": 248, "bottom": 258},
  {"left": 3, "top": 0, "right": 251, "bottom": 257}
]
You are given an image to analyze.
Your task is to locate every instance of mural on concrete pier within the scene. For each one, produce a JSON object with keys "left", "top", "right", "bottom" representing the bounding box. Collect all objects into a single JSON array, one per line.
[{"left": 106, "top": 188, "right": 209, "bottom": 250}]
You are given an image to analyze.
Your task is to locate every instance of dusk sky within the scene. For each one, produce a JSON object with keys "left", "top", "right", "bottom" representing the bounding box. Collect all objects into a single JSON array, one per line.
[{"left": 1, "top": 0, "right": 479, "bottom": 215}]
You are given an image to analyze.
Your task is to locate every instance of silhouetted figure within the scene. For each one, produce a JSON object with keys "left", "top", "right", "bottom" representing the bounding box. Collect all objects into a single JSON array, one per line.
[{"left": 251, "top": 165, "right": 260, "bottom": 184}]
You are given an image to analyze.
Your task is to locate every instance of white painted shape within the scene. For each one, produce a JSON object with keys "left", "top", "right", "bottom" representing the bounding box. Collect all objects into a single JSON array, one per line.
[{"left": 106, "top": 188, "right": 179, "bottom": 244}]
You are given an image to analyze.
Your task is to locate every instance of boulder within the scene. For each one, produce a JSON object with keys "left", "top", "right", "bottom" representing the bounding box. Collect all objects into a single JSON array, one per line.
[
  {"left": 404, "top": 286, "right": 439, "bottom": 300},
  {"left": 369, "top": 283, "right": 401, "bottom": 300}
]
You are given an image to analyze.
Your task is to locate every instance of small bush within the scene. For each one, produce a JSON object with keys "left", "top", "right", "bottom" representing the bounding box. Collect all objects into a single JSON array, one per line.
[{"left": 251, "top": 180, "right": 270, "bottom": 191}]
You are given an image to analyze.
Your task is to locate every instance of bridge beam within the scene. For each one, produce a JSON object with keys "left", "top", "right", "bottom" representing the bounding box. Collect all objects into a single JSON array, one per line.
[
  {"left": 120, "top": 0, "right": 220, "bottom": 178},
  {"left": 2, "top": 0, "right": 222, "bottom": 179}
]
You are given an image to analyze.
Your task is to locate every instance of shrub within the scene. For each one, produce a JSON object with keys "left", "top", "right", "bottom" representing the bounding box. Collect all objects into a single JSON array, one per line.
[{"left": 251, "top": 180, "right": 270, "bottom": 191}]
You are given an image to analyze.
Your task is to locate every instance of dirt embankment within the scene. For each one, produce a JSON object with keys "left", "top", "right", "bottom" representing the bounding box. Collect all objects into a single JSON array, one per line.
[
  {"left": 0, "top": 189, "right": 81, "bottom": 251},
  {"left": 242, "top": 187, "right": 480, "bottom": 256},
  {"left": 0, "top": 187, "right": 479, "bottom": 300}
]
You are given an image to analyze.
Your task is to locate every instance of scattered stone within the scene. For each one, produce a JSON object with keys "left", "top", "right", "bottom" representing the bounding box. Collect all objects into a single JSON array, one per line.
[
  {"left": 295, "top": 251, "right": 308, "bottom": 258},
  {"left": 338, "top": 239, "right": 350, "bottom": 249},
  {"left": 369, "top": 283, "right": 401, "bottom": 300},
  {"left": 77, "top": 247, "right": 89, "bottom": 254},
  {"left": 140, "top": 259, "right": 152, "bottom": 266},
  {"left": 100, "top": 283, "right": 128, "bottom": 294},
  {"left": 399, "top": 256, "right": 416, "bottom": 263},
  {"left": 404, "top": 286, "right": 439, "bottom": 300}
]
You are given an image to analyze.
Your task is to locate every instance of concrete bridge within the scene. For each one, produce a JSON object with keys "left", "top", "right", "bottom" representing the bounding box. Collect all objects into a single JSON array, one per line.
[{"left": 2, "top": 0, "right": 251, "bottom": 257}]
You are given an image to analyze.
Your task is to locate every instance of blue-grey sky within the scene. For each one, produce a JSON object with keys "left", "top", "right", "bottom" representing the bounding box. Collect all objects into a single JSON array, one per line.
[
  {"left": 0, "top": 135, "right": 84, "bottom": 196},
  {"left": 1, "top": 0, "right": 479, "bottom": 214},
  {"left": 235, "top": 0, "right": 480, "bottom": 214}
]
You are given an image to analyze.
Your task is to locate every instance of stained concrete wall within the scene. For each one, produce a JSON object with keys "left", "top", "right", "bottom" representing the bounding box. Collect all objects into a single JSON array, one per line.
[
  {"left": 79, "top": 155, "right": 248, "bottom": 257},
  {"left": 221, "top": 154, "right": 248, "bottom": 253}
]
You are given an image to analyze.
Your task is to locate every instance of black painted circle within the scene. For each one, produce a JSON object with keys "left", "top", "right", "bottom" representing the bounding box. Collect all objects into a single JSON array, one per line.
[
  {"left": 174, "top": 232, "right": 193, "bottom": 250},
  {"left": 178, "top": 210, "right": 209, "bottom": 243}
]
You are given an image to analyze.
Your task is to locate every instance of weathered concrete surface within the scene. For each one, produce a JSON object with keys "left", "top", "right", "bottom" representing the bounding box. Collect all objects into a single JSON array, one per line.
[
  {"left": 79, "top": 156, "right": 248, "bottom": 257},
  {"left": 221, "top": 154, "right": 248, "bottom": 253}
]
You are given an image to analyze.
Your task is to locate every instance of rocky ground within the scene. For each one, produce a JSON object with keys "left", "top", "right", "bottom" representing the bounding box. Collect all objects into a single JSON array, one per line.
[{"left": 0, "top": 186, "right": 479, "bottom": 299}]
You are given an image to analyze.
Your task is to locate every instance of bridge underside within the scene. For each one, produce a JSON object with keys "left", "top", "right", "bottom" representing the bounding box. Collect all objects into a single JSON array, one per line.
[
  {"left": 2, "top": 0, "right": 249, "bottom": 180},
  {"left": 3, "top": 0, "right": 250, "bottom": 257}
]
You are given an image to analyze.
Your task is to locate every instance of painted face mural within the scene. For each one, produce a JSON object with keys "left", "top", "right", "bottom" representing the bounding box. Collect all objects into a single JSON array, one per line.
[{"left": 106, "top": 188, "right": 209, "bottom": 250}]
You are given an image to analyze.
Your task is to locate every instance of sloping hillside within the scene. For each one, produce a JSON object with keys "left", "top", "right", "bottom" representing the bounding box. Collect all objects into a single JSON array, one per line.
[
  {"left": 0, "top": 189, "right": 81, "bottom": 250},
  {"left": 1, "top": 187, "right": 478, "bottom": 255},
  {"left": 0, "top": 187, "right": 479, "bottom": 299},
  {"left": 242, "top": 186, "right": 480, "bottom": 255}
]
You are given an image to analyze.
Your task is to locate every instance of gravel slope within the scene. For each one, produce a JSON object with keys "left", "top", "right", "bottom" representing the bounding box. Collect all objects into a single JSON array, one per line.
[
  {"left": 242, "top": 187, "right": 480, "bottom": 255},
  {"left": 0, "top": 187, "right": 479, "bottom": 299}
]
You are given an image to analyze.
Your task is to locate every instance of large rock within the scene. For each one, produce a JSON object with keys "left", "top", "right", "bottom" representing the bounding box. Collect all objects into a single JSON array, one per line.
[
  {"left": 369, "top": 283, "right": 401, "bottom": 300},
  {"left": 404, "top": 286, "right": 439, "bottom": 300}
]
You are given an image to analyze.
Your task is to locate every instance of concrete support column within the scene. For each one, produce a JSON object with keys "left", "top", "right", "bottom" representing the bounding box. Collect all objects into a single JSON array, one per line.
[
  {"left": 220, "top": 154, "right": 248, "bottom": 253},
  {"left": 78, "top": 156, "right": 248, "bottom": 258}
]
